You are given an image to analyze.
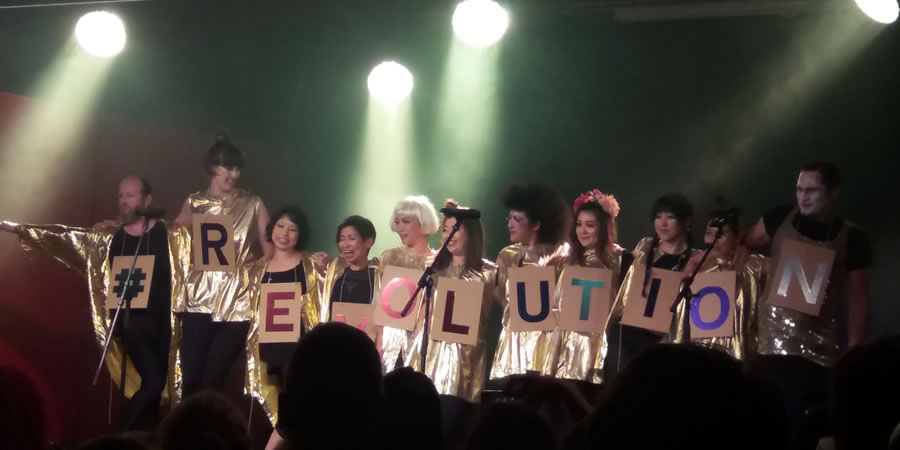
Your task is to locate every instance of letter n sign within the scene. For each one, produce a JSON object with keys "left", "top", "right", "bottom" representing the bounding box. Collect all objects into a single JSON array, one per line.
[
  {"left": 765, "top": 239, "right": 836, "bottom": 317},
  {"left": 192, "top": 214, "right": 237, "bottom": 272},
  {"left": 508, "top": 266, "right": 558, "bottom": 332}
]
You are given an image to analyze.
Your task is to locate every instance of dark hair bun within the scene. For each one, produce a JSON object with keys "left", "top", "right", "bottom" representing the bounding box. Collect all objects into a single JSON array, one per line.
[
  {"left": 444, "top": 199, "right": 459, "bottom": 209},
  {"left": 214, "top": 130, "right": 230, "bottom": 144}
]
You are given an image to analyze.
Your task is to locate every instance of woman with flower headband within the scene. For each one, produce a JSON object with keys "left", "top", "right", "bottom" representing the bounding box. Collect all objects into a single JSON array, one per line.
[
  {"left": 543, "top": 189, "right": 632, "bottom": 385},
  {"left": 407, "top": 200, "right": 497, "bottom": 402},
  {"left": 378, "top": 195, "right": 440, "bottom": 372},
  {"left": 490, "top": 183, "right": 572, "bottom": 384},
  {"left": 603, "top": 193, "right": 695, "bottom": 380}
]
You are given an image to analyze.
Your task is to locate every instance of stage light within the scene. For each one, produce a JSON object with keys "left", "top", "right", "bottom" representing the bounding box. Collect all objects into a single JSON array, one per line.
[
  {"left": 855, "top": 0, "right": 898, "bottom": 23},
  {"left": 367, "top": 61, "right": 414, "bottom": 105},
  {"left": 452, "top": 0, "right": 509, "bottom": 48},
  {"left": 75, "top": 11, "right": 126, "bottom": 57}
]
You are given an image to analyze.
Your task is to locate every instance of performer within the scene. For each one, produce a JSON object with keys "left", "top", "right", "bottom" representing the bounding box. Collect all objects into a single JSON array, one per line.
[
  {"left": 378, "top": 195, "right": 439, "bottom": 373},
  {"left": 490, "top": 183, "right": 571, "bottom": 383},
  {"left": 741, "top": 161, "right": 871, "bottom": 449},
  {"left": 670, "top": 208, "right": 766, "bottom": 361},
  {"left": 408, "top": 200, "right": 497, "bottom": 402},
  {"left": 244, "top": 207, "right": 320, "bottom": 428},
  {"left": 319, "top": 215, "right": 380, "bottom": 324},
  {"left": 263, "top": 214, "right": 379, "bottom": 450},
  {"left": 543, "top": 189, "right": 631, "bottom": 384},
  {"left": 174, "top": 131, "right": 272, "bottom": 396},
  {"left": 604, "top": 193, "right": 694, "bottom": 379},
  {"left": 0, "top": 176, "right": 189, "bottom": 430}
]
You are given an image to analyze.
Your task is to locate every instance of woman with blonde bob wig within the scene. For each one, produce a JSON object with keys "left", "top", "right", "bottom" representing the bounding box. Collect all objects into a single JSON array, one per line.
[{"left": 379, "top": 194, "right": 440, "bottom": 372}]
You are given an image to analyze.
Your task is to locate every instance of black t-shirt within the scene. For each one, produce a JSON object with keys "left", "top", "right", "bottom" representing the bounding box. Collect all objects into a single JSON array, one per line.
[
  {"left": 762, "top": 203, "right": 872, "bottom": 271},
  {"left": 259, "top": 261, "right": 308, "bottom": 376},
  {"left": 327, "top": 266, "right": 376, "bottom": 321},
  {"left": 107, "top": 221, "right": 172, "bottom": 325}
]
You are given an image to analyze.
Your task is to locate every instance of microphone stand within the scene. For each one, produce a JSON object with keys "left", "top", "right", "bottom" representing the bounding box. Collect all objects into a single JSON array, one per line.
[
  {"left": 669, "top": 224, "right": 725, "bottom": 342},
  {"left": 92, "top": 217, "right": 150, "bottom": 430},
  {"left": 398, "top": 220, "right": 462, "bottom": 373}
]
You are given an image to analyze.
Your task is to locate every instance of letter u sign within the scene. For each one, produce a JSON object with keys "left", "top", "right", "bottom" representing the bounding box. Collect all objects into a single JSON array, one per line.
[{"left": 508, "top": 266, "right": 558, "bottom": 332}]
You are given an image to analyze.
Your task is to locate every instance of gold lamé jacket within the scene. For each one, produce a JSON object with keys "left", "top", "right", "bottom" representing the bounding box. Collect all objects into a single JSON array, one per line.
[
  {"left": 408, "top": 260, "right": 497, "bottom": 401},
  {"left": 244, "top": 253, "right": 320, "bottom": 426},
  {"left": 670, "top": 254, "right": 767, "bottom": 361},
  {"left": 490, "top": 242, "right": 570, "bottom": 380},
  {"left": 378, "top": 246, "right": 434, "bottom": 373},
  {"left": 178, "top": 189, "right": 265, "bottom": 322},
  {"left": 4, "top": 220, "right": 191, "bottom": 403}
]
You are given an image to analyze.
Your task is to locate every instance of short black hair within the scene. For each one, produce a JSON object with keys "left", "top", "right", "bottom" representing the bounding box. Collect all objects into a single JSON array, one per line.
[
  {"left": 708, "top": 208, "right": 741, "bottom": 234},
  {"left": 266, "top": 206, "right": 310, "bottom": 251},
  {"left": 502, "top": 183, "right": 571, "bottom": 245},
  {"left": 335, "top": 215, "right": 376, "bottom": 244},
  {"left": 650, "top": 193, "right": 693, "bottom": 222},
  {"left": 205, "top": 131, "right": 246, "bottom": 175},
  {"left": 801, "top": 160, "right": 842, "bottom": 191}
]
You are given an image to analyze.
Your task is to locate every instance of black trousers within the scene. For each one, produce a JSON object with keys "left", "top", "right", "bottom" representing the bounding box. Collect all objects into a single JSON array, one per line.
[
  {"left": 179, "top": 312, "right": 250, "bottom": 397},
  {"left": 748, "top": 354, "right": 830, "bottom": 450},
  {"left": 121, "top": 312, "right": 170, "bottom": 430}
]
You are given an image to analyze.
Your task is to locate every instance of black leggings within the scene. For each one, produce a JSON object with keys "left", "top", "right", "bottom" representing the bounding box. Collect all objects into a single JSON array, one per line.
[
  {"left": 122, "top": 313, "right": 170, "bottom": 430},
  {"left": 179, "top": 312, "right": 250, "bottom": 397}
]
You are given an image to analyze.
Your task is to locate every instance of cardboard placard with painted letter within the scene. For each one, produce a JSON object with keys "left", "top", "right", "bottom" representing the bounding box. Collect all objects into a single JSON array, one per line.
[
  {"left": 689, "top": 271, "right": 737, "bottom": 339},
  {"left": 431, "top": 277, "right": 485, "bottom": 346},
  {"left": 192, "top": 214, "right": 236, "bottom": 272},
  {"left": 258, "top": 282, "right": 303, "bottom": 343},
  {"left": 558, "top": 266, "right": 613, "bottom": 334},
  {"left": 332, "top": 302, "right": 378, "bottom": 341},
  {"left": 766, "top": 239, "right": 836, "bottom": 317},
  {"left": 374, "top": 265, "right": 425, "bottom": 331},
  {"left": 508, "top": 266, "right": 558, "bottom": 332},
  {"left": 106, "top": 255, "right": 156, "bottom": 309},
  {"left": 621, "top": 265, "right": 683, "bottom": 333}
]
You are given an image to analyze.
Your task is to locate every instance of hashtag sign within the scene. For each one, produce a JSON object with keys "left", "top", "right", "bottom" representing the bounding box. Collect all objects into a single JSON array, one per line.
[{"left": 112, "top": 268, "right": 147, "bottom": 302}]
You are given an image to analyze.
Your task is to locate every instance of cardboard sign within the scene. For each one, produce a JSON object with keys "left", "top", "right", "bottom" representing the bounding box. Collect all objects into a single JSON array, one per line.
[
  {"left": 689, "top": 271, "right": 737, "bottom": 339},
  {"left": 332, "top": 302, "right": 378, "bottom": 341},
  {"left": 621, "top": 265, "right": 683, "bottom": 334},
  {"left": 766, "top": 239, "right": 836, "bottom": 317},
  {"left": 373, "top": 265, "right": 425, "bottom": 331},
  {"left": 192, "top": 214, "right": 237, "bottom": 272},
  {"left": 431, "top": 277, "right": 485, "bottom": 346},
  {"left": 508, "top": 266, "right": 558, "bottom": 332},
  {"left": 558, "top": 266, "right": 613, "bottom": 334},
  {"left": 258, "top": 282, "right": 303, "bottom": 344},
  {"left": 106, "top": 255, "right": 156, "bottom": 309}
]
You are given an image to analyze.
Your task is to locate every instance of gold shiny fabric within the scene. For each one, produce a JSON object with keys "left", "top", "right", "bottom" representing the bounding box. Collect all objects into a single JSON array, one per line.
[
  {"left": 757, "top": 209, "right": 850, "bottom": 367},
  {"left": 317, "top": 256, "right": 381, "bottom": 323},
  {"left": 490, "top": 242, "right": 570, "bottom": 380},
  {"left": 407, "top": 260, "right": 498, "bottom": 401},
  {"left": 543, "top": 249, "right": 620, "bottom": 383},
  {"left": 378, "top": 246, "right": 434, "bottom": 373},
  {"left": 670, "top": 254, "right": 767, "bottom": 361},
  {"left": 245, "top": 253, "right": 320, "bottom": 426},
  {"left": 6, "top": 220, "right": 191, "bottom": 403},
  {"left": 179, "top": 189, "right": 265, "bottom": 322}
]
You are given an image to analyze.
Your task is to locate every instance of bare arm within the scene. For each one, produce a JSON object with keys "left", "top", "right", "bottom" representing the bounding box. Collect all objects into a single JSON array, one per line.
[
  {"left": 742, "top": 217, "right": 772, "bottom": 249},
  {"left": 847, "top": 268, "right": 869, "bottom": 347},
  {"left": 257, "top": 201, "right": 273, "bottom": 258},
  {"left": 174, "top": 198, "right": 192, "bottom": 226}
]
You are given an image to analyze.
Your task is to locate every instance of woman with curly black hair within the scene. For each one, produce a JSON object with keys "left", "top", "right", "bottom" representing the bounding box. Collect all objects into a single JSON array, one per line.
[
  {"left": 603, "top": 193, "right": 694, "bottom": 380},
  {"left": 490, "top": 183, "right": 572, "bottom": 383}
]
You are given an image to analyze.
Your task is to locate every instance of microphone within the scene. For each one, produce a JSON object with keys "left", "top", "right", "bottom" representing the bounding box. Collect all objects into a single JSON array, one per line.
[
  {"left": 134, "top": 207, "right": 166, "bottom": 219},
  {"left": 440, "top": 207, "right": 481, "bottom": 220}
]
